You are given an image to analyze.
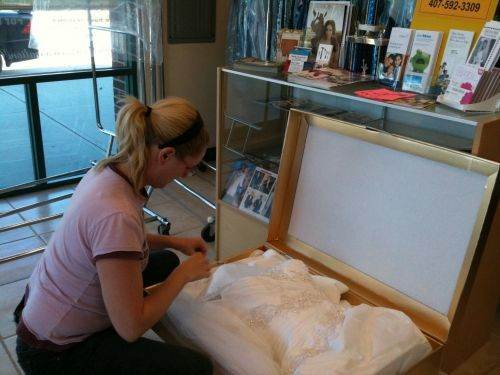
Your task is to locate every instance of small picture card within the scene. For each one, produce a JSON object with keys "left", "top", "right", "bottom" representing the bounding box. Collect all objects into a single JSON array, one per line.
[
  {"left": 221, "top": 160, "right": 256, "bottom": 208},
  {"left": 288, "top": 47, "right": 310, "bottom": 73},
  {"left": 316, "top": 44, "right": 333, "bottom": 65},
  {"left": 239, "top": 167, "right": 278, "bottom": 222}
]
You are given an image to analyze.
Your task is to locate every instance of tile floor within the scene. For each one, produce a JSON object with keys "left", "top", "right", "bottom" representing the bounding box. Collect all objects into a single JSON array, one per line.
[{"left": 0, "top": 167, "right": 499, "bottom": 374}]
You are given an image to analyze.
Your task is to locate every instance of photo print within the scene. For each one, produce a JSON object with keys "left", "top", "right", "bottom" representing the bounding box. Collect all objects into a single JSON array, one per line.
[
  {"left": 239, "top": 167, "right": 278, "bottom": 222},
  {"left": 467, "top": 36, "right": 496, "bottom": 68},
  {"left": 304, "top": 1, "right": 351, "bottom": 68},
  {"left": 378, "top": 53, "right": 404, "bottom": 82},
  {"left": 221, "top": 160, "right": 256, "bottom": 208}
]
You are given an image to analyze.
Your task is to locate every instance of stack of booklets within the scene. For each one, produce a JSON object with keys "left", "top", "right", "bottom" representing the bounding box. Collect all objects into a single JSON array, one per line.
[
  {"left": 232, "top": 58, "right": 281, "bottom": 75},
  {"left": 440, "top": 21, "right": 500, "bottom": 109},
  {"left": 378, "top": 28, "right": 414, "bottom": 88},
  {"left": 434, "top": 29, "right": 475, "bottom": 94},
  {"left": 402, "top": 30, "right": 443, "bottom": 94},
  {"left": 471, "top": 68, "right": 500, "bottom": 103},
  {"left": 287, "top": 67, "right": 372, "bottom": 89}
]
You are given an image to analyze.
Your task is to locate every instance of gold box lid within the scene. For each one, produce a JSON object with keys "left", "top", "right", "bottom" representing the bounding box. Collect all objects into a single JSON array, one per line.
[{"left": 267, "top": 110, "right": 499, "bottom": 343}]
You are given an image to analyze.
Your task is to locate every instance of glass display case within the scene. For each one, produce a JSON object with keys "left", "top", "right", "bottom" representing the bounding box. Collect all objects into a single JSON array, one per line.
[{"left": 215, "top": 66, "right": 500, "bottom": 259}]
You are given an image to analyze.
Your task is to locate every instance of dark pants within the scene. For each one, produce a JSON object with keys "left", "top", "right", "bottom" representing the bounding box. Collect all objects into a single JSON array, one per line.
[{"left": 16, "top": 250, "right": 213, "bottom": 375}]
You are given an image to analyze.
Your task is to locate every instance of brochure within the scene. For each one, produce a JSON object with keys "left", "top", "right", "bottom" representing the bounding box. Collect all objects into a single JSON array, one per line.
[
  {"left": 402, "top": 30, "right": 443, "bottom": 94},
  {"left": 288, "top": 47, "right": 311, "bottom": 73},
  {"left": 435, "top": 29, "right": 475, "bottom": 93},
  {"left": 467, "top": 20, "right": 500, "bottom": 71},
  {"left": 378, "top": 28, "right": 414, "bottom": 88},
  {"left": 443, "top": 64, "right": 484, "bottom": 105}
]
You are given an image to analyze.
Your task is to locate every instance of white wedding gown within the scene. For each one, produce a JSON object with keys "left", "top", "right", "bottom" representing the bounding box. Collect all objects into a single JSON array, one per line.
[{"left": 163, "top": 250, "right": 431, "bottom": 375}]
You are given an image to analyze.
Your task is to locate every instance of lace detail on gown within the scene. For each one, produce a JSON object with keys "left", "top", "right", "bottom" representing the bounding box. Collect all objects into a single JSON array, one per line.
[
  {"left": 230, "top": 261, "right": 346, "bottom": 373},
  {"left": 168, "top": 252, "right": 432, "bottom": 375}
]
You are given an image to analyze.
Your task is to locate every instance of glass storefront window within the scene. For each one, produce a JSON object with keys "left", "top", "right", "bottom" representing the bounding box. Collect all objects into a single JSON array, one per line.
[
  {"left": 0, "top": 7, "right": 112, "bottom": 76},
  {"left": 37, "top": 76, "right": 125, "bottom": 176},
  {"left": 0, "top": 84, "right": 34, "bottom": 188}
]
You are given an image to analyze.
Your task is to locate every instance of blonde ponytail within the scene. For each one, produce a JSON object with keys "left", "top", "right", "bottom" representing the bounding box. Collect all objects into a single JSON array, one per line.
[{"left": 95, "top": 96, "right": 209, "bottom": 194}]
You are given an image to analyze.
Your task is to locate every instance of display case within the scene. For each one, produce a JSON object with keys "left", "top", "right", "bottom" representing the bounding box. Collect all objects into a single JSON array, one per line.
[
  {"left": 216, "top": 66, "right": 500, "bottom": 261},
  {"left": 215, "top": 67, "right": 500, "bottom": 372}
]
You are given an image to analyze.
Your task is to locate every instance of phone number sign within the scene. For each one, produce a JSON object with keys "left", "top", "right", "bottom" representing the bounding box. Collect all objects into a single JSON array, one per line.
[{"left": 420, "top": 0, "right": 494, "bottom": 19}]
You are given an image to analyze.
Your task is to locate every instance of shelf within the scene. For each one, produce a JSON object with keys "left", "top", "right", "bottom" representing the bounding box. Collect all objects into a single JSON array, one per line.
[
  {"left": 224, "top": 113, "right": 264, "bottom": 131},
  {"left": 382, "top": 120, "right": 473, "bottom": 151},
  {"left": 217, "top": 200, "right": 269, "bottom": 225},
  {"left": 223, "top": 67, "right": 500, "bottom": 127},
  {"left": 222, "top": 145, "right": 281, "bottom": 170}
]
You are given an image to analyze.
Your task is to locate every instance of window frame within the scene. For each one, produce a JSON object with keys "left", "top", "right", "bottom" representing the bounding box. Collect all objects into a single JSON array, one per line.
[{"left": 0, "top": 66, "right": 137, "bottom": 197}]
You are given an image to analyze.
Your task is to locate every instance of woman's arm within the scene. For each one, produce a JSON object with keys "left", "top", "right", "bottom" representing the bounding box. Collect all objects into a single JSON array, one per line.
[
  {"left": 147, "top": 233, "right": 207, "bottom": 255},
  {"left": 96, "top": 252, "right": 209, "bottom": 342}
]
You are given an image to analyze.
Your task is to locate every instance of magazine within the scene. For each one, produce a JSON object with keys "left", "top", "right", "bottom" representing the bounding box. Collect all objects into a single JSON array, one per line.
[
  {"left": 239, "top": 167, "right": 278, "bottom": 222},
  {"left": 221, "top": 160, "right": 256, "bottom": 208},
  {"left": 434, "top": 30, "right": 474, "bottom": 94},
  {"left": 288, "top": 67, "right": 372, "bottom": 89},
  {"left": 467, "top": 21, "right": 500, "bottom": 70},
  {"left": 402, "top": 30, "right": 443, "bottom": 94},
  {"left": 391, "top": 95, "right": 436, "bottom": 109},
  {"left": 232, "top": 58, "right": 281, "bottom": 75},
  {"left": 378, "top": 28, "right": 414, "bottom": 88},
  {"left": 333, "top": 111, "right": 376, "bottom": 125},
  {"left": 304, "top": 1, "right": 351, "bottom": 68}
]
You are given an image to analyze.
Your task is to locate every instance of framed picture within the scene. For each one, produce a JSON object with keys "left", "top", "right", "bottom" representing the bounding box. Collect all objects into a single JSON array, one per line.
[
  {"left": 239, "top": 167, "right": 278, "bottom": 222},
  {"left": 276, "top": 29, "right": 303, "bottom": 63},
  {"left": 304, "top": 1, "right": 351, "bottom": 68},
  {"left": 221, "top": 160, "right": 256, "bottom": 208}
]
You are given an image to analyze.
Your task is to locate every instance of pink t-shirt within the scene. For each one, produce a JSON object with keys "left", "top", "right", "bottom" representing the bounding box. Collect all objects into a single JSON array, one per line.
[{"left": 19, "top": 166, "right": 149, "bottom": 348}]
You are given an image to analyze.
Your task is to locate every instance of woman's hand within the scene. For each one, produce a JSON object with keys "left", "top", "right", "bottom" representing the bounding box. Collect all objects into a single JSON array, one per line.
[
  {"left": 175, "top": 236, "right": 208, "bottom": 256},
  {"left": 146, "top": 233, "right": 207, "bottom": 255},
  {"left": 176, "top": 252, "right": 211, "bottom": 283}
]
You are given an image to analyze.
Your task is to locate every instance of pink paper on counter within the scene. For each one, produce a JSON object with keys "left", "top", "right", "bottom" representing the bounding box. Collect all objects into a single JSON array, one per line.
[{"left": 355, "top": 88, "right": 416, "bottom": 101}]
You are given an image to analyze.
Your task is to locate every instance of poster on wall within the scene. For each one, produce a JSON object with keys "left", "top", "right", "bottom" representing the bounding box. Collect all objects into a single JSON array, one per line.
[{"left": 304, "top": 1, "right": 351, "bottom": 68}]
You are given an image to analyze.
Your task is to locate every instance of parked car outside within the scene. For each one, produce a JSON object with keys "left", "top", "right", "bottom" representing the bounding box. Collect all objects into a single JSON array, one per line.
[{"left": 0, "top": 10, "right": 39, "bottom": 72}]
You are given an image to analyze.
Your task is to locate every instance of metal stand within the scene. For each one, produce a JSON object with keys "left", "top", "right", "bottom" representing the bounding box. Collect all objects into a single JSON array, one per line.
[{"left": 87, "top": 9, "right": 216, "bottom": 241}]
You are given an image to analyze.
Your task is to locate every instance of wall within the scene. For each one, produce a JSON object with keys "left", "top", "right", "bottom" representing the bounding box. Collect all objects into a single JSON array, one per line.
[{"left": 162, "top": 0, "right": 230, "bottom": 148}]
